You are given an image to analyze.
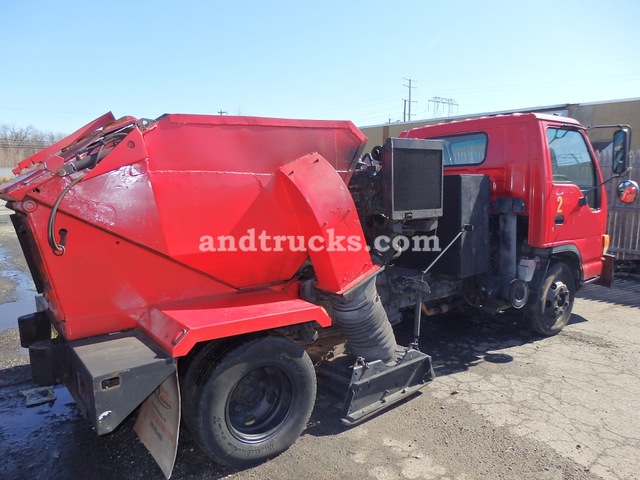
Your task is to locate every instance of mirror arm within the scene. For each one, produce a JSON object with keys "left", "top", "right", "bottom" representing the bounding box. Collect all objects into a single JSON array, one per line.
[
  {"left": 578, "top": 168, "right": 630, "bottom": 207},
  {"left": 587, "top": 124, "right": 632, "bottom": 131}
]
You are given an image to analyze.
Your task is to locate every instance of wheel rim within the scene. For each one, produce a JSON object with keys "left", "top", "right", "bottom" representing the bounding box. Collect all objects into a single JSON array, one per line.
[
  {"left": 544, "top": 280, "right": 571, "bottom": 325},
  {"left": 227, "top": 366, "right": 293, "bottom": 443}
]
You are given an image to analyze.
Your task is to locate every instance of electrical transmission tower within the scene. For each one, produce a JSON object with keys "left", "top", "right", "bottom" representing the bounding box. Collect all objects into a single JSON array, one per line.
[
  {"left": 403, "top": 78, "right": 417, "bottom": 122},
  {"left": 428, "top": 97, "right": 458, "bottom": 118}
]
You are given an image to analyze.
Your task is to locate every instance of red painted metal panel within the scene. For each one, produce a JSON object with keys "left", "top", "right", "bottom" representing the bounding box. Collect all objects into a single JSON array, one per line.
[
  {"left": 276, "top": 153, "right": 377, "bottom": 293},
  {"left": 16, "top": 206, "right": 235, "bottom": 340},
  {"left": 12, "top": 112, "right": 116, "bottom": 174},
  {"left": 140, "top": 289, "right": 332, "bottom": 357},
  {"left": 1, "top": 113, "right": 370, "bottom": 349}
]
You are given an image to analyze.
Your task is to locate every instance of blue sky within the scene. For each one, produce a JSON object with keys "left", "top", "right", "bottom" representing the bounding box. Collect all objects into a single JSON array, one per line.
[{"left": 1, "top": 0, "right": 639, "bottom": 134}]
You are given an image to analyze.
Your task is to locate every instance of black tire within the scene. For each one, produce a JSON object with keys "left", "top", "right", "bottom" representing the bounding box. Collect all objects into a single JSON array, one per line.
[
  {"left": 182, "top": 335, "right": 316, "bottom": 468},
  {"left": 525, "top": 262, "right": 575, "bottom": 336}
]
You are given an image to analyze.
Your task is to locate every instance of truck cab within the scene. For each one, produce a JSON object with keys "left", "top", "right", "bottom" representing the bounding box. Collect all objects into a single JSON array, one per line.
[
  {"left": 403, "top": 113, "right": 608, "bottom": 284},
  {"left": 351, "top": 112, "right": 635, "bottom": 336}
]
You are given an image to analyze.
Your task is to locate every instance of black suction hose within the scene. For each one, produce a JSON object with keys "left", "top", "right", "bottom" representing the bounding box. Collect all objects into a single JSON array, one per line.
[{"left": 330, "top": 276, "right": 398, "bottom": 363}]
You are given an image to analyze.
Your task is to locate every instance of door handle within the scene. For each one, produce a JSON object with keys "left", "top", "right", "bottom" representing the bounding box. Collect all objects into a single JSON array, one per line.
[{"left": 555, "top": 214, "right": 565, "bottom": 225}]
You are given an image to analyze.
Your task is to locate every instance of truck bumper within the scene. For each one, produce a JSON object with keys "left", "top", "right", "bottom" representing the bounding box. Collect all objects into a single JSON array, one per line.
[{"left": 19, "top": 312, "right": 176, "bottom": 435}]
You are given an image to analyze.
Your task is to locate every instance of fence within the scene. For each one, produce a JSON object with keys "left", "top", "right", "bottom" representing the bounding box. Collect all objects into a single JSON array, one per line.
[
  {"left": 0, "top": 142, "right": 49, "bottom": 168},
  {"left": 598, "top": 149, "right": 640, "bottom": 260}
]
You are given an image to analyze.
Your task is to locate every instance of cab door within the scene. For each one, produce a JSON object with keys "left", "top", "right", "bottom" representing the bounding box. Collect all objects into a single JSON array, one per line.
[{"left": 543, "top": 126, "right": 607, "bottom": 280}]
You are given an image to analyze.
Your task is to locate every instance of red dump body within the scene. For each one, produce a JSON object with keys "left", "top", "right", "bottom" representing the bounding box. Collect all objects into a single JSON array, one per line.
[{"left": 1, "top": 113, "right": 377, "bottom": 356}]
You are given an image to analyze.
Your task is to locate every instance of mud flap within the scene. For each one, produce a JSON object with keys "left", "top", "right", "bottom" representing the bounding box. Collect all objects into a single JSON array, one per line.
[
  {"left": 594, "top": 254, "right": 614, "bottom": 287},
  {"left": 341, "top": 348, "right": 434, "bottom": 425},
  {"left": 134, "top": 371, "right": 181, "bottom": 479}
]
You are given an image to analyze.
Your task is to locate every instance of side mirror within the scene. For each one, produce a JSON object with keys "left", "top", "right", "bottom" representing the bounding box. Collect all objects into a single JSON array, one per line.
[
  {"left": 617, "top": 180, "right": 639, "bottom": 204},
  {"left": 612, "top": 128, "right": 631, "bottom": 174}
]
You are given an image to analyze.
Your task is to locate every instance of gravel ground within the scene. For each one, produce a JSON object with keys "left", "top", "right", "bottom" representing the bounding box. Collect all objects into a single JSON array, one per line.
[{"left": 1, "top": 204, "right": 639, "bottom": 480}]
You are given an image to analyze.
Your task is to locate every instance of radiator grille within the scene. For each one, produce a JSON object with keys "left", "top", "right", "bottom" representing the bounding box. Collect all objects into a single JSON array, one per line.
[
  {"left": 384, "top": 138, "right": 443, "bottom": 220},
  {"left": 393, "top": 148, "right": 442, "bottom": 212}
]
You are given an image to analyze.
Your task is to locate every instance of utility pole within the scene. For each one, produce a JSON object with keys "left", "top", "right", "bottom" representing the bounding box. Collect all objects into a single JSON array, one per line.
[
  {"left": 403, "top": 78, "right": 417, "bottom": 122},
  {"left": 217, "top": 110, "right": 228, "bottom": 115}
]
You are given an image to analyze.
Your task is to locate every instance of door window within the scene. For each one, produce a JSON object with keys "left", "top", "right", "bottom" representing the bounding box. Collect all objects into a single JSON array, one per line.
[{"left": 547, "top": 128, "right": 599, "bottom": 208}]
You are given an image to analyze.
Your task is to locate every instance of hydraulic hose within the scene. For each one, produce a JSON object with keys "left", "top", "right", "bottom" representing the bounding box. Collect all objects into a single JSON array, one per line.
[
  {"left": 47, "top": 132, "right": 128, "bottom": 255},
  {"left": 47, "top": 174, "right": 85, "bottom": 255}
]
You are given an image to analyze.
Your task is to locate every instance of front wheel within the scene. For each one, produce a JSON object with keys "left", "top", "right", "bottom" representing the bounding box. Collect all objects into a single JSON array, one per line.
[
  {"left": 182, "top": 335, "right": 316, "bottom": 468},
  {"left": 525, "top": 262, "right": 576, "bottom": 336}
]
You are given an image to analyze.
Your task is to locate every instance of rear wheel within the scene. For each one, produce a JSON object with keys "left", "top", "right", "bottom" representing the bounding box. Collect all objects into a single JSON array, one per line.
[
  {"left": 525, "top": 262, "right": 575, "bottom": 336},
  {"left": 182, "top": 335, "right": 316, "bottom": 467}
]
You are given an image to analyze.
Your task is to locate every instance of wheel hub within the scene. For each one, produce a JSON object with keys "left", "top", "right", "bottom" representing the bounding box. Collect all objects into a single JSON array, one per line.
[
  {"left": 227, "top": 366, "right": 292, "bottom": 442},
  {"left": 545, "top": 280, "right": 570, "bottom": 319}
]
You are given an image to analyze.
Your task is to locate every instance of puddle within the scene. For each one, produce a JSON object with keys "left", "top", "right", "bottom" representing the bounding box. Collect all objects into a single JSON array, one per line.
[
  {"left": 1, "top": 385, "right": 77, "bottom": 446},
  {"left": 0, "top": 240, "right": 37, "bottom": 332},
  {"left": 0, "top": 297, "right": 36, "bottom": 331}
]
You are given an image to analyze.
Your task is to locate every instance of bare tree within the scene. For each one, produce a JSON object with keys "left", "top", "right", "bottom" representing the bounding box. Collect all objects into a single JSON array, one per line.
[{"left": 0, "top": 124, "right": 66, "bottom": 169}]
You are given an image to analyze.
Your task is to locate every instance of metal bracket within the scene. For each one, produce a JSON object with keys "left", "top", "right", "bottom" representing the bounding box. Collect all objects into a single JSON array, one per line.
[{"left": 340, "top": 348, "right": 435, "bottom": 425}]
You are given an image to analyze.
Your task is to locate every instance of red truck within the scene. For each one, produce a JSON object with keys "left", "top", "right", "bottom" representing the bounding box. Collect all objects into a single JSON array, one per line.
[
  {"left": 390, "top": 113, "right": 638, "bottom": 336},
  {"left": 0, "top": 112, "right": 636, "bottom": 476}
]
